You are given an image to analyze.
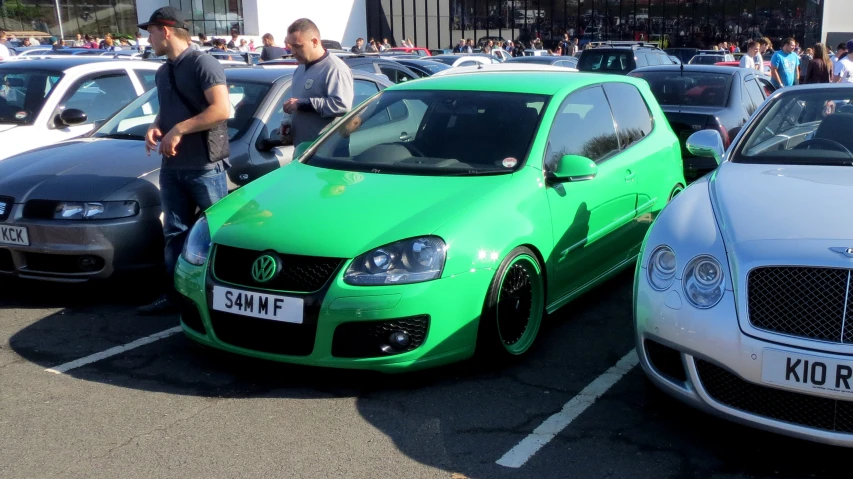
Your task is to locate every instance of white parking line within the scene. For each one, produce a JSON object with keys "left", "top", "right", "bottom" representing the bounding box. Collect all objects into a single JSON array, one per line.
[
  {"left": 45, "top": 326, "right": 182, "bottom": 375},
  {"left": 496, "top": 349, "right": 639, "bottom": 468}
]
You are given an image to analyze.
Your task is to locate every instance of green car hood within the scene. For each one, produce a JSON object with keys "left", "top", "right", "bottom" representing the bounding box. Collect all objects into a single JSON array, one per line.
[{"left": 207, "top": 161, "right": 513, "bottom": 259}]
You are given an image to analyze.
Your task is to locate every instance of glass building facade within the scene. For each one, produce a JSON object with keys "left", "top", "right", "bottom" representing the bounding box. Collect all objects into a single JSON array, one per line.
[
  {"left": 168, "top": 0, "right": 244, "bottom": 36},
  {"left": 367, "top": 0, "right": 825, "bottom": 51},
  {"left": 0, "top": 0, "right": 139, "bottom": 37}
]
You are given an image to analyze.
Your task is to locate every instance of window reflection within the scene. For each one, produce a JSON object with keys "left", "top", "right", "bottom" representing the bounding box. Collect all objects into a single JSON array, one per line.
[{"left": 169, "top": 0, "right": 244, "bottom": 36}]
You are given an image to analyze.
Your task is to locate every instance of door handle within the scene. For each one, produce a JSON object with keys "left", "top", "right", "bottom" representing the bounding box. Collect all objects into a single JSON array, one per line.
[{"left": 625, "top": 171, "right": 636, "bottom": 182}]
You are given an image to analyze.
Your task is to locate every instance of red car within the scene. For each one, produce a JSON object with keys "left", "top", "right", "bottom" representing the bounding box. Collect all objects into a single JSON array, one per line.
[{"left": 386, "top": 47, "right": 431, "bottom": 57}]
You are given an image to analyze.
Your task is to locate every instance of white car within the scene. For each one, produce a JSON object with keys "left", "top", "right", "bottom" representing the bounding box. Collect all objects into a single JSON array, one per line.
[
  {"left": 431, "top": 63, "right": 578, "bottom": 77},
  {"left": 0, "top": 57, "right": 160, "bottom": 161},
  {"left": 425, "top": 54, "right": 500, "bottom": 68},
  {"left": 635, "top": 84, "right": 853, "bottom": 447}
]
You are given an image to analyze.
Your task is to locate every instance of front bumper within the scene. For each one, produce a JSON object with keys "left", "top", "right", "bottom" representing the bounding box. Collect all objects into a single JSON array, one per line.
[
  {"left": 635, "top": 267, "right": 853, "bottom": 447},
  {"left": 0, "top": 204, "right": 163, "bottom": 282},
  {"left": 174, "top": 256, "right": 492, "bottom": 372}
]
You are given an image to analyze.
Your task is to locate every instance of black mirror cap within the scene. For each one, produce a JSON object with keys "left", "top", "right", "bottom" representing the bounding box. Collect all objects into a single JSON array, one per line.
[{"left": 59, "top": 108, "right": 88, "bottom": 126}]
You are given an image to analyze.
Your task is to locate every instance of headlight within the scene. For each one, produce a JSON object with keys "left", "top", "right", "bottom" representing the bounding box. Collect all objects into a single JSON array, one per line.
[
  {"left": 344, "top": 236, "right": 447, "bottom": 285},
  {"left": 683, "top": 255, "right": 725, "bottom": 309},
  {"left": 647, "top": 245, "right": 676, "bottom": 291},
  {"left": 181, "top": 215, "right": 212, "bottom": 266},
  {"left": 54, "top": 201, "right": 138, "bottom": 220}
]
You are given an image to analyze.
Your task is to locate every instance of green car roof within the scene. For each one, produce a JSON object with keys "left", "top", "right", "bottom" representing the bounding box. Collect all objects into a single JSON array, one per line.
[{"left": 388, "top": 71, "right": 648, "bottom": 95}]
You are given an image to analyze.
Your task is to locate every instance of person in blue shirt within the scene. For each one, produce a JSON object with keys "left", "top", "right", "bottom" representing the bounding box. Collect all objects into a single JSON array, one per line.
[{"left": 770, "top": 37, "right": 801, "bottom": 88}]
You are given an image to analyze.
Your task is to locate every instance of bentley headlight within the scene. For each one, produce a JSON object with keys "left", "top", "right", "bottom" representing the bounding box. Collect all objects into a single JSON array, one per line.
[
  {"left": 647, "top": 245, "right": 676, "bottom": 291},
  {"left": 683, "top": 255, "right": 725, "bottom": 309},
  {"left": 181, "top": 215, "right": 212, "bottom": 266},
  {"left": 345, "top": 236, "right": 447, "bottom": 285},
  {"left": 54, "top": 201, "right": 138, "bottom": 220}
]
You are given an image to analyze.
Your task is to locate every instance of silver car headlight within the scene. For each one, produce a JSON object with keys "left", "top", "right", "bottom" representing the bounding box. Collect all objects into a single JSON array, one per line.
[
  {"left": 181, "top": 215, "right": 212, "bottom": 266},
  {"left": 647, "top": 245, "right": 676, "bottom": 291},
  {"left": 54, "top": 201, "right": 138, "bottom": 220},
  {"left": 344, "top": 236, "right": 447, "bottom": 286},
  {"left": 682, "top": 255, "right": 725, "bottom": 309}
]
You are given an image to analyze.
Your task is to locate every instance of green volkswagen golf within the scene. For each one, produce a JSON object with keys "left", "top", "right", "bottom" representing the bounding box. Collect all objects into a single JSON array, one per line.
[{"left": 175, "top": 71, "right": 685, "bottom": 372}]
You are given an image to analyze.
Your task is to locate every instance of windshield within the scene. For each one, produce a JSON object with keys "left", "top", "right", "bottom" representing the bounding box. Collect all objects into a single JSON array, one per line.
[
  {"left": 578, "top": 50, "right": 632, "bottom": 73},
  {"left": 93, "top": 80, "right": 272, "bottom": 140},
  {"left": 303, "top": 90, "right": 549, "bottom": 176},
  {"left": 688, "top": 55, "right": 726, "bottom": 65},
  {"left": 0, "top": 69, "right": 62, "bottom": 124},
  {"left": 735, "top": 90, "right": 853, "bottom": 166},
  {"left": 425, "top": 56, "right": 459, "bottom": 66},
  {"left": 630, "top": 71, "right": 732, "bottom": 107}
]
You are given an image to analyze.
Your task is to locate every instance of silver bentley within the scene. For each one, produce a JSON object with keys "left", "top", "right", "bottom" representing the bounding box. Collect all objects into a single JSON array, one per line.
[{"left": 635, "top": 84, "right": 853, "bottom": 446}]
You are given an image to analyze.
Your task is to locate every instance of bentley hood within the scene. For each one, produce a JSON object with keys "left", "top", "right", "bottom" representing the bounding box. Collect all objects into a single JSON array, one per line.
[
  {"left": 0, "top": 138, "right": 159, "bottom": 202},
  {"left": 711, "top": 163, "right": 853, "bottom": 264},
  {"left": 207, "top": 161, "right": 513, "bottom": 259}
]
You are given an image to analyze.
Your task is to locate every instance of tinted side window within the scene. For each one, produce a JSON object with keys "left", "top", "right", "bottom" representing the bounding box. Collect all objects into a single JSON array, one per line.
[
  {"left": 134, "top": 70, "right": 157, "bottom": 91},
  {"left": 61, "top": 72, "right": 137, "bottom": 123},
  {"left": 743, "top": 77, "right": 765, "bottom": 116},
  {"left": 353, "top": 79, "right": 380, "bottom": 106},
  {"left": 603, "top": 82, "right": 653, "bottom": 149},
  {"left": 379, "top": 65, "right": 415, "bottom": 84},
  {"left": 544, "top": 86, "right": 620, "bottom": 169},
  {"left": 351, "top": 63, "right": 376, "bottom": 73}
]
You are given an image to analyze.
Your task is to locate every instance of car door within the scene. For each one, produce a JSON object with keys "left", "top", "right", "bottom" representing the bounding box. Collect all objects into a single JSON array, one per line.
[
  {"left": 601, "top": 81, "right": 665, "bottom": 257},
  {"left": 378, "top": 64, "right": 417, "bottom": 84},
  {"left": 544, "top": 85, "right": 638, "bottom": 300},
  {"left": 743, "top": 74, "right": 766, "bottom": 117},
  {"left": 46, "top": 70, "right": 138, "bottom": 143}
]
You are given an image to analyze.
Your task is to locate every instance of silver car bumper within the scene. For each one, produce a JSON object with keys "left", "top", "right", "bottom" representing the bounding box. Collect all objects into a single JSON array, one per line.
[
  {"left": 635, "top": 269, "right": 853, "bottom": 447},
  {"left": 0, "top": 204, "right": 163, "bottom": 282}
]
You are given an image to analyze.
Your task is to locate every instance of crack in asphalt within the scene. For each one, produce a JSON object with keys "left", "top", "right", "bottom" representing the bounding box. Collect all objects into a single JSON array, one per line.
[{"left": 85, "top": 400, "right": 220, "bottom": 461}]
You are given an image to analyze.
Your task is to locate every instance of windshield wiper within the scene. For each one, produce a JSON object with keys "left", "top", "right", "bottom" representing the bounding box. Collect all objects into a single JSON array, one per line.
[{"left": 95, "top": 133, "right": 145, "bottom": 140}]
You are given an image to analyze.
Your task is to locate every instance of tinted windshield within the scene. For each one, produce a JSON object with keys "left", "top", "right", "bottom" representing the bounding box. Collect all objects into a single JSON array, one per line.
[
  {"left": 404, "top": 62, "right": 450, "bottom": 73},
  {"left": 578, "top": 50, "right": 632, "bottom": 73},
  {"left": 93, "top": 80, "right": 271, "bottom": 140},
  {"left": 735, "top": 90, "right": 853, "bottom": 166},
  {"left": 425, "top": 56, "right": 458, "bottom": 66},
  {"left": 0, "top": 69, "right": 62, "bottom": 124},
  {"left": 630, "top": 71, "right": 732, "bottom": 107},
  {"left": 303, "top": 90, "right": 549, "bottom": 176}
]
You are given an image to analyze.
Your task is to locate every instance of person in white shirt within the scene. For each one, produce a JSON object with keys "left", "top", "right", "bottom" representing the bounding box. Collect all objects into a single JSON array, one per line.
[
  {"left": 741, "top": 41, "right": 758, "bottom": 70},
  {"left": 832, "top": 40, "right": 853, "bottom": 83},
  {"left": 0, "top": 31, "right": 10, "bottom": 61}
]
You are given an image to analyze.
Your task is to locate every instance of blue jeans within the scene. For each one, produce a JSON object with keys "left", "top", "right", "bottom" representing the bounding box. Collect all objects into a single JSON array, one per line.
[{"left": 159, "top": 164, "right": 227, "bottom": 299}]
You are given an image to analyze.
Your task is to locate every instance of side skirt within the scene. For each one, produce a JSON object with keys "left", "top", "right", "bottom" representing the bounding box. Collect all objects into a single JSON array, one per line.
[{"left": 544, "top": 254, "right": 639, "bottom": 315}]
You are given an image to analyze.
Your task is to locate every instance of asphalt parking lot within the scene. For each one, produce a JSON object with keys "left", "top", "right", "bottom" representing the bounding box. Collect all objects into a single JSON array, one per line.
[{"left": 1, "top": 270, "right": 852, "bottom": 479}]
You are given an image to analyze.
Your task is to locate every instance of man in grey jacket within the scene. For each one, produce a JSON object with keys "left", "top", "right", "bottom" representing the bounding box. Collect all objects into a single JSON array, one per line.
[{"left": 283, "top": 18, "right": 354, "bottom": 146}]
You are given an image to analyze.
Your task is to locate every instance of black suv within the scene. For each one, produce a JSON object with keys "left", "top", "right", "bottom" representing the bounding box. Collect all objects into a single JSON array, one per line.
[{"left": 577, "top": 42, "right": 676, "bottom": 75}]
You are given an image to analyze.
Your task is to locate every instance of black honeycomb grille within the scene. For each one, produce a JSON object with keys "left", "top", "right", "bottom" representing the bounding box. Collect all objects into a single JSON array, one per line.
[
  {"left": 695, "top": 359, "right": 853, "bottom": 433},
  {"left": 212, "top": 244, "right": 344, "bottom": 293},
  {"left": 747, "top": 267, "right": 853, "bottom": 343},
  {"left": 332, "top": 316, "right": 429, "bottom": 358}
]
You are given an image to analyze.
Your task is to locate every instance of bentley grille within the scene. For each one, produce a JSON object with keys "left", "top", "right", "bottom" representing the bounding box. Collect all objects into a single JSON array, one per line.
[
  {"left": 695, "top": 359, "right": 853, "bottom": 433},
  {"left": 747, "top": 267, "right": 853, "bottom": 344}
]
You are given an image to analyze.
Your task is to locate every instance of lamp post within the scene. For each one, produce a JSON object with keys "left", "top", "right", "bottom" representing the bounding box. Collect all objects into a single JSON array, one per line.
[{"left": 54, "top": 0, "right": 64, "bottom": 40}]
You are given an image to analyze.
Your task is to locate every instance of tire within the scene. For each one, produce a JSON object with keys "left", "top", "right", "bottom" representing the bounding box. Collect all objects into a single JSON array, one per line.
[{"left": 476, "top": 246, "right": 546, "bottom": 362}]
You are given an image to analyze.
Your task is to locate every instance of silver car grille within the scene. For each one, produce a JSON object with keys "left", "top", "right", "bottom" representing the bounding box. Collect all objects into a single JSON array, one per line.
[{"left": 747, "top": 267, "right": 853, "bottom": 344}]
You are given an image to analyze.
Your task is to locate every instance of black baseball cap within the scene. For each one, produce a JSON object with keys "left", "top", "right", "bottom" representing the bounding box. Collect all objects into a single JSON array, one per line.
[{"left": 137, "top": 7, "right": 189, "bottom": 30}]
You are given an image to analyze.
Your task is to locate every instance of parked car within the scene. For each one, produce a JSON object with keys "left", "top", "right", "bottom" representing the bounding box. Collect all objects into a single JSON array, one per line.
[
  {"left": 635, "top": 84, "right": 853, "bottom": 447},
  {"left": 505, "top": 55, "right": 579, "bottom": 69},
  {"left": 688, "top": 53, "right": 735, "bottom": 65},
  {"left": 173, "top": 71, "right": 685, "bottom": 372},
  {"left": 629, "top": 65, "right": 777, "bottom": 179},
  {"left": 425, "top": 54, "right": 500, "bottom": 68},
  {"left": 715, "top": 60, "right": 772, "bottom": 76},
  {"left": 340, "top": 55, "right": 422, "bottom": 84},
  {"left": 0, "top": 67, "right": 393, "bottom": 282},
  {"left": 386, "top": 47, "right": 431, "bottom": 57},
  {"left": 0, "top": 57, "right": 162, "bottom": 161},
  {"left": 664, "top": 47, "right": 699, "bottom": 64},
  {"left": 577, "top": 43, "right": 676, "bottom": 75},
  {"left": 388, "top": 58, "right": 452, "bottom": 77}
]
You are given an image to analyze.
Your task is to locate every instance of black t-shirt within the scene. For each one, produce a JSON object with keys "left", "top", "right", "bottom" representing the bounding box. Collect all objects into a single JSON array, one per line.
[
  {"left": 260, "top": 45, "right": 286, "bottom": 61},
  {"left": 154, "top": 48, "right": 227, "bottom": 169}
]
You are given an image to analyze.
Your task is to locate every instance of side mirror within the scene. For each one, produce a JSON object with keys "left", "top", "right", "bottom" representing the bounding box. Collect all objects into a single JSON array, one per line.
[
  {"left": 686, "top": 130, "right": 725, "bottom": 165},
  {"left": 55, "top": 108, "right": 88, "bottom": 127},
  {"left": 549, "top": 154, "right": 597, "bottom": 183},
  {"left": 293, "top": 141, "right": 312, "bottom": 160}
]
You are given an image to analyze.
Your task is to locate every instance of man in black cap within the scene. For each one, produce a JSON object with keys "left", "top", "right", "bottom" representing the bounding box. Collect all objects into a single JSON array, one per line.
[{"left": 136, "top": 7, "right": 232, "bottom": 315}]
